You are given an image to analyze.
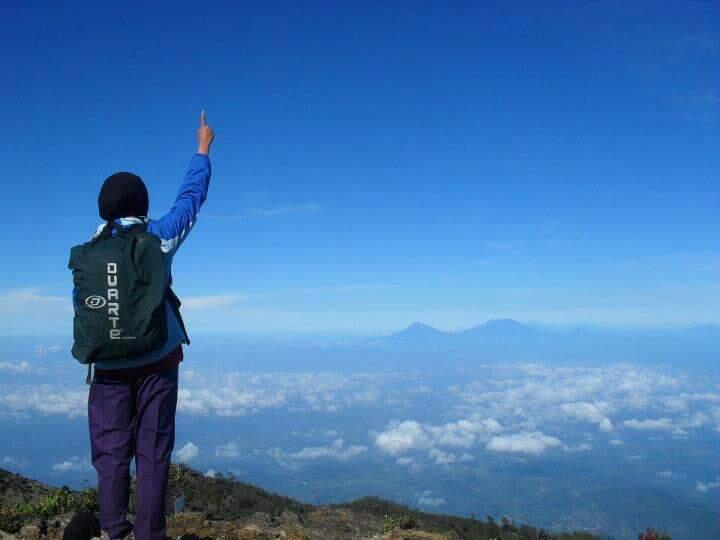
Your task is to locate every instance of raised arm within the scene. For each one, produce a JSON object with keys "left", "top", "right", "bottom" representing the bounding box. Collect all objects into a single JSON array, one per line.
[
  {"left": 197, "top": 110, "right": 215, "bottom": 156},
  {"left": 151, "top": 111, "right": 215, "bottom": 255}
]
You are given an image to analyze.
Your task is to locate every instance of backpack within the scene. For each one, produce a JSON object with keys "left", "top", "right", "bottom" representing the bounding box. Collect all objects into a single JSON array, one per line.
[{"left": 68, "top": 221, "right": 187, "bottom": 366}]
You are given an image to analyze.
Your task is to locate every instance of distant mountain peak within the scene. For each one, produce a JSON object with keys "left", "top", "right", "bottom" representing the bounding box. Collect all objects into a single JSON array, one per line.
[
  {"left": 383, "top": 322, "right": 450, "bottom": 342},
  {"left": 461, "top": 318, "right": 530, "bottom": 333},
  {"left": 686, "top": 323, "right": 720, "bottom": 331},
  {"left": 482, "top": 318, "right": 525, "bottom": 328},
  {"left": 681, "top": 323, "right": 720, "bottom": 339},
  {"left": 404, "top": 321, "right": 440, "bottom": 332}
]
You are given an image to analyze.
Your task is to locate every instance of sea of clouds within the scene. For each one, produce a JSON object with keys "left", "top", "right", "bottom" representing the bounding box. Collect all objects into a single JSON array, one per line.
[{"left": 0, "top": 350, "right": 718, "bottom": 492}]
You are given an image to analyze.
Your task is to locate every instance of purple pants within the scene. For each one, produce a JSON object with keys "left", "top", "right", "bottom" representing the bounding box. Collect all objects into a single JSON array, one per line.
[{"left": 88, "top": 365, "right": 178, "bottom": 540}]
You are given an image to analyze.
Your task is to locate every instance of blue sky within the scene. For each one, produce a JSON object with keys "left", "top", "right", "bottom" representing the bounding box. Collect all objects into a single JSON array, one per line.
[{"left": 0, "top": 1, "right": 718, "bottom": 334}]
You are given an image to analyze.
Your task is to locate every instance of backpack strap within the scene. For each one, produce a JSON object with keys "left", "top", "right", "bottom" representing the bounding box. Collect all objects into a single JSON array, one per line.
[
  {"left": 93, "top": 219, "right": 147, "bottom": 243},
  {"left": 93, "top": 221, "right": 116, "bottom": 243},
  {"left": 119, "top": 222, "right": 147, "bottom": 236}
]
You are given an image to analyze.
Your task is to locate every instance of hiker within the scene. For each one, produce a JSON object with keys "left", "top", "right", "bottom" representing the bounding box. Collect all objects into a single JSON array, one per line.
[{"left": 68, "top": 112, "right": 215, "bottom": 540}]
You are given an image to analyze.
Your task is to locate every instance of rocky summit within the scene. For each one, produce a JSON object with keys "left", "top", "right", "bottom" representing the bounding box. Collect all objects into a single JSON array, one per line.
[{"left": 0, "top": 466, "right": 599, "bottom": 539}]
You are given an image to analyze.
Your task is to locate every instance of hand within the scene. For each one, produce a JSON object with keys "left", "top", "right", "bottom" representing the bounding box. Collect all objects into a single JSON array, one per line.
[{"left": 197, "top": 110, "right": 215, "bottom": 155}]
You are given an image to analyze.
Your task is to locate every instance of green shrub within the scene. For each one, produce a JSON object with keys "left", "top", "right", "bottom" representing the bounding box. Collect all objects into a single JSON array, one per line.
[
  {"left": 75, "top": 488, "right": 101, "bottom": 514},
  {"left": 381, "top": 513, "right": 416, "bottom": 533},
  {"left": 170, "top": 464, "right": 191, "bottom": 487},
  {"left": 0, "top": 487, "right": 99, "bottom": 533},
  {"left": 0, "top": 506, "right": 23, "bottom": 533}
]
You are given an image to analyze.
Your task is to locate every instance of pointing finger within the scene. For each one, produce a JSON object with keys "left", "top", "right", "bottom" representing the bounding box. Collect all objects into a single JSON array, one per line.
[{"left": 201, "top": 110, "right": 206, "bottom": 126}]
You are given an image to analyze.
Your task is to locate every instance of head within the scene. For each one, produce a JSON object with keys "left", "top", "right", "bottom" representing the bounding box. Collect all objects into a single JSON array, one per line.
[{"left": 98, "top": 172, "right": 149, "bottom": 221}]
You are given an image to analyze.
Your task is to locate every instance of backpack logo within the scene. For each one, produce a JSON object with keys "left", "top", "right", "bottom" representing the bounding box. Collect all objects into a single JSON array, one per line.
[
  {"left": 85, "top": 295, "right": 107, "bottom": 309},
  {"left": 105, "top": 262, "right": 134, "bottom": 340}
]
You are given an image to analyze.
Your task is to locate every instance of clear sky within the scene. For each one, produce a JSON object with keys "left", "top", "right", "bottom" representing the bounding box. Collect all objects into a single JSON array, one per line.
[{"left": 1, "top": 1, "right": 718, "bottom": 335}]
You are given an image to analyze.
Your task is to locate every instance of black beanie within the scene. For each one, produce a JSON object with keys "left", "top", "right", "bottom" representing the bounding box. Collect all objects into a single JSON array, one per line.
[{"left": 98, "top": 172, "right": 149, "bottom": 220}]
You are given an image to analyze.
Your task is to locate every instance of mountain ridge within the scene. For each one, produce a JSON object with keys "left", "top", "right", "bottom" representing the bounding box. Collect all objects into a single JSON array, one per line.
[
  {"left": 388, "top": 320, "right": 720, "bottom": 338},
  {"left": 374, "top": 320, "right": 719, "bottom": 368}
]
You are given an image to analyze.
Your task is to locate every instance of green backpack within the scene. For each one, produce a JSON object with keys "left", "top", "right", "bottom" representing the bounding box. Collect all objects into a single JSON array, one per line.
[{"left": 68, "top": 221, "right": 183, "bottom": 365}]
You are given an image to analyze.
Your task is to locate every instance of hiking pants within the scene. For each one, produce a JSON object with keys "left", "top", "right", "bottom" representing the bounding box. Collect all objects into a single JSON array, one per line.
[{"left": 88, "top": 364, "right": 178, "bottom": 540}]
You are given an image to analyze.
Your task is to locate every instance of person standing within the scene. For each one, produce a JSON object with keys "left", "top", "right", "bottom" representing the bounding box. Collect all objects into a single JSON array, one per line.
[{"left": 69, "top": 112, "right": 215, "bottom": 540}]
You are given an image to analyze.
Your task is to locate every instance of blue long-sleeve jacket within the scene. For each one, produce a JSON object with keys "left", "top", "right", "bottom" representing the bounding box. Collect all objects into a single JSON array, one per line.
[{"left": 91, "top": 153, "right": 212, "bottom": 370}]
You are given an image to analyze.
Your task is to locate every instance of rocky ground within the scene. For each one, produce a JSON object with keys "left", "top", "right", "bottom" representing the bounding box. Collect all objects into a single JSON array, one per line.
[
  {"left": 0, "top": 466, "right": 600, "bottom": 540},
  {"left": 0, "top": 510, "right": 462, "bottom": 539}
]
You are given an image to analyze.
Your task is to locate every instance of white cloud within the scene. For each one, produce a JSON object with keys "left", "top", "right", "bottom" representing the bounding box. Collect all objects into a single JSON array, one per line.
[
  {"left": 215, "top": 440, "right": 241, "bottom": 458},
  {"left": 0, "top": 361, "right": 33, "bottom": 374},
  {"left": 0, "top": 289, "right": 67, "bottom": 314},
  {"left": 34, "top": 344, "right": 62, "bottom": 358},
  {"left": 695, "top": 478, "right": 720, "bottom": 492},
  {"left": 1, "top": 456, "right": 28, "bottom": 469},
  {"left": 0, "top": 371, "right": 409, "bottom": 420},
  {"left": 288, "top": 439, "right": 367, "bottom": 461},
  {"left": 374, "top": 416, "right": 502, "bottom": 457},
  {"left": 563, "top": 443, "right": 592, "bottom": 452},
  {"left": 486, "top": 431, "right": 562, "bottom": 456},
  {"left": 427, "top": 448, "right": 473, "bottom": 465},
  {"left": 267, "top": 447, "right": 300, "bottom": 470},
  {"left": 176, "top": 372, "right": 399, "bottom": 418},
  {"left": 3, "top": 356, "right": 716, "bottom": 484},
  {"left": 428, "top": 448, "right": 457, "bottom": 465},
  {"left": 269, "top": 439, "right": 367, "bottom": 469},
  {"left": 452, "top": 365, "right": 684, "bottom": 424},
  {"left": 446, "top": 363, "right": 716, "bottom": 454},
  {"left": 623, "top": 418, "right": 675, "bottom": 431},
  {"left": 561, "top": 401, "right": 613, "bottom": 432},
  {"left": 0, "top": 290, "right": 71, "bottom": 332},
  {"left": 363, "top": 365, "right": 716, "bottom": 467},
  {"left": 427, "top": 418, "right": 503, "bottom": 448},
  {"left": 53, "top": 456, "right": 91, "bottom": 473},
  {"left": 416, "top": 490, "right": 446, "bottom": 507},
  {"left": 375, "top": 416, "right": 500, "bottom": 466},
  {"left": 174, "top": 442, "right": 199, "bottom": 464},
  {"left": 631, "top": 418, "right": 690, "bottom": 440},
  {"left": 0, "top": 386, "right": 87, "bottom": 418},
  {"left": 663, "top": 397, "right": 689, "bottom": 412},
  {"left": 375, "top": 421, "right": 431, "bottom": 456},
  {"left": 205, "top": 469, "right": 218, "bottom": 478},
  {"left": 684, "top": 412, "right": 709, "bottom": 429},
  {"left": 182, "top": 295, "right": 246, "bottom": 310},
  {"left": 178, "top": 383, "right": 287, "bottom": 417}
]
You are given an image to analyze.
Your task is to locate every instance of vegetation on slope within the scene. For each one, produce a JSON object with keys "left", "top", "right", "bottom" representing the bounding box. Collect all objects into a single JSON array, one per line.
[{"left": 0, "top": 466, "right": 668, "bottom": 539}]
